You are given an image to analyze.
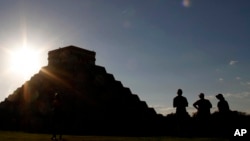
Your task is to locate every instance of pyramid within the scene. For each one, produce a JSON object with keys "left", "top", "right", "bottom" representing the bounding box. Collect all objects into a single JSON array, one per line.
[{"left": 0, "top": 46, "right": 164, "bottom": 136}]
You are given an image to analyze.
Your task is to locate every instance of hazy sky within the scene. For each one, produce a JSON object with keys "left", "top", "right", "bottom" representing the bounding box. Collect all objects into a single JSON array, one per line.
[{"left": 0, "top": 0, "right": 250, "bottom": 115}]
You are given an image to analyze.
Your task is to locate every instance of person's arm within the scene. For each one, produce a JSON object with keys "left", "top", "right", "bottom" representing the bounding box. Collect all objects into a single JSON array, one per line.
[{"left": 193, "top": 101, "right": 198, "bottom": 109}]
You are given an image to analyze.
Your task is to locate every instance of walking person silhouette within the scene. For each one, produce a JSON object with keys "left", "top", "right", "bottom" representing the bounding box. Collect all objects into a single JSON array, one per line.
[{"left": 51, "top": 92, "right": 63, "bottom": 141}]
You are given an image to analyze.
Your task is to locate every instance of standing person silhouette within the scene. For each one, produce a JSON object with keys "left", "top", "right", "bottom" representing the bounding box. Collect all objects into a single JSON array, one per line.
[
  {"left": 216, "top": 93, "right": 230, "bottom": 114},
  {"left": 173, "top": 89, "right": 188, "bottom": 117},
  {"left": 193, "top": 93, "right": 212, "bottom": 119},
  {"left": 215, "top": 94, "right": 231, "bottom": 137}
]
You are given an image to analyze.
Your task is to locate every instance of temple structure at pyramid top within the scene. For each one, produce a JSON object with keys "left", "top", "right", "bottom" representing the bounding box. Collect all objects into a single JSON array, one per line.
[{"left": 48, "top": 45, "right": 96, "bottom": 67}]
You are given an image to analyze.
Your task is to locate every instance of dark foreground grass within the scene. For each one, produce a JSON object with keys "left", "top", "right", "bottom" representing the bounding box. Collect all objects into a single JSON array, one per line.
[{"left": 0, "top": 131, "right": 229, "bottom": 141}]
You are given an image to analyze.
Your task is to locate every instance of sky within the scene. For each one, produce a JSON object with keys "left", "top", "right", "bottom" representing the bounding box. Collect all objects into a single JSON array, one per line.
[{"left": 0, "top": 0, "right": 250, "bottom": 115}]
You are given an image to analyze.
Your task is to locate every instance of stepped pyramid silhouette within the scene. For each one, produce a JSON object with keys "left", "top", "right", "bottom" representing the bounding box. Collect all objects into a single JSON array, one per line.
[{"left": 0, "top": 46, "right": 164, "bottom": 136}]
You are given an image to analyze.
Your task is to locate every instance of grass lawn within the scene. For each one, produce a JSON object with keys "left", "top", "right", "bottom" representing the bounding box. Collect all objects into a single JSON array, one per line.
[{"left": 0, "top": 131, "right": 229, "bottom": 141}]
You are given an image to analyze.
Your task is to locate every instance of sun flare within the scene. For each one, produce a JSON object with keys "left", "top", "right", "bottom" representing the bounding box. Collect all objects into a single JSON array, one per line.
[{"left": 9, "top": 46, "right": 42, "bottom": 79}]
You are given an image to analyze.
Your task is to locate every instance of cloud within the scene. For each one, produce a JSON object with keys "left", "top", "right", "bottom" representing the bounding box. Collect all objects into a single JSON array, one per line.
[
  {"left": 219, "top": 78, "right": 224, "bottom": 81},
  {"left": 152, "top": 105, "right": 175, "bottom": 115},
  {"left": 240, "top": 81, "right": 250, "bottom": 88},
  {"left": 229, "top": 60, "right": 238, "bottom": 65},
  {"left": 236, "top": 77, "right": 241, "bottom": 80},
  {"left": 223, "top": 92, "right": 250, "bottom": 99},
  {"left": 182, "top": 0, "right": 191, "bottom": 8},
  {"left": 207, "top": 92, "right": 250, "bottom": 100},
  {"left": 123, "top": 20, "right": 131, "bottom": 28}
]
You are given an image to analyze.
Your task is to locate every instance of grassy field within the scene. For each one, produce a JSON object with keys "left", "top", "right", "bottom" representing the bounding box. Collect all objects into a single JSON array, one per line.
[{"left": 0, "top": 131, "right": 229, "bottom": 141}]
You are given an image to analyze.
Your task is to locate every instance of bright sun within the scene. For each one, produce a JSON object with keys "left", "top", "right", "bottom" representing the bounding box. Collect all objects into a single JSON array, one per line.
[{"left": 9, "top": 46, "right": 42, "bottom": 80}]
